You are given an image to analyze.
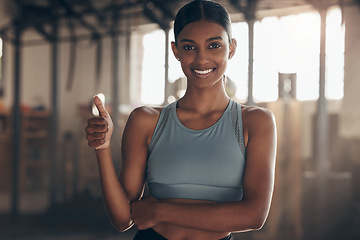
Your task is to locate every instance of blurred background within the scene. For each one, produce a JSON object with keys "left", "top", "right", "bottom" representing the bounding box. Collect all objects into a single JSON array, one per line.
[{"left": 0, "top": 0, "right": 359, "bottom": 239}]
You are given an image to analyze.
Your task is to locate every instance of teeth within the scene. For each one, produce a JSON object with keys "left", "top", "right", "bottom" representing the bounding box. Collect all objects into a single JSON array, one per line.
[{"left": 194, "top": 69, "right": 214, "bottom": 75}]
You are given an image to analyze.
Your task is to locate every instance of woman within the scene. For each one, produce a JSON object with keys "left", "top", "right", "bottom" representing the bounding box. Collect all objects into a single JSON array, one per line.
[{"left": 85, "top": 1, "right": 277, "bottom": 239}]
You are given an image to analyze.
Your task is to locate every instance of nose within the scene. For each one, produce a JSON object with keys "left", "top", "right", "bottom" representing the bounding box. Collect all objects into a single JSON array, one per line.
[{"left": 195, "top": 48, "right": 209, "bottom": 65}]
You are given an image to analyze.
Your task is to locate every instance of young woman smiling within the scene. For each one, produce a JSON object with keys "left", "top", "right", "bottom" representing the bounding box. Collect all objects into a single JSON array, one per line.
[{"left": 85, "top": 1, "right": 277, "bottom": 239}]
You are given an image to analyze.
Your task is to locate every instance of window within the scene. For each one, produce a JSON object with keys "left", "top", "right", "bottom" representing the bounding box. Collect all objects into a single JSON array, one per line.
[
  {"left": 326, "top": 8, "right": 345, "bottom": 100},
  {"left": 141, "top": 29, "right": 184, "bottom": 105},
  {"left": 226, "top": 22, "right": 249, "bottom": 102},
  {"left": 168, "top": 30, "right": 184, "bottom": 84},
  {"left": 253, "top": 13, "right": 321, "bottom": 102},
  {"left": 252, "top": 8, "right": 344, "bottom": 102},
  {"left": 140, "top": 7, "right": 344, "bottom": 105},
  {"left": 141, "top": 30, "right": 165, "bottom": 105}
]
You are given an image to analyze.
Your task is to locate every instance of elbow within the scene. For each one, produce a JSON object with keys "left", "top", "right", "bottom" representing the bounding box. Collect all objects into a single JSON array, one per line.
[
  {"left": 233, "top": 211, "right": 268, "bottom": 232},
  {"left": 247, "top": 212, "right": 268, "bottom": 231},
  {"left": 238, "top": 199, "right": 272, "bottom": 231},
  {"left": 105, "top": 209, "right": 133, "bottom": 232},
  {"left": 110, "top": 218, "right": 134, "bottom": 232},
  {"left": 249, "top": 217, "right": 266, "bottom": 231},
  {"left": 114, "top": 224, "right": 132, "bottom": 233}
]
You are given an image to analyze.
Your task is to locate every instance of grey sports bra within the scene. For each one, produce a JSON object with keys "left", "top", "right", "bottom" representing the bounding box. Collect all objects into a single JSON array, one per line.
[{"left": 146, "top": 99, "right": 246, "bottom": 202}]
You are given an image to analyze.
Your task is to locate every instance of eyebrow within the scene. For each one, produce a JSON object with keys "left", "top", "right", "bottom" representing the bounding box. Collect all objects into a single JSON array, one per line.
[{"left": 180, "top": 36, "right": 223, "bottom": 43}]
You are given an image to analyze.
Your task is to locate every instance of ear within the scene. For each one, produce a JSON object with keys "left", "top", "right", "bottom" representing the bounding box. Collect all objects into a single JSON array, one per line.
[
  {"left": 171, "top": 41, "right": 180, "bottom": 61},
  {"left": 228, "top": 38, "right": 237, "bottom": 60}
]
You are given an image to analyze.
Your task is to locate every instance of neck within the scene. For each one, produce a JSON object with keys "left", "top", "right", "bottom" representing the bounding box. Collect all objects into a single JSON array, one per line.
[{"left": 178, "top": 78, "right": 230, "bottom": 113}]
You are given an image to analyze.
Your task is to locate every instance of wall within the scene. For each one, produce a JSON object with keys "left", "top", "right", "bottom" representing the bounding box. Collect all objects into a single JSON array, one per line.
[
  {"left": 1, "top": 30, "right": 138, "bottom": 136},
  {"left": 0, "top": 18, "right": 156, "bottom": 201},
  {"left": 340, "top": 5, "right": 360, "bottom": 141}
]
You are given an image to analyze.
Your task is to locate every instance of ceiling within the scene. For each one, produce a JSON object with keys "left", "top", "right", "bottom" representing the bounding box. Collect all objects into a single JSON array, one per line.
[{"left": 0, "top": 0, "right": 358, "bottom": 44}]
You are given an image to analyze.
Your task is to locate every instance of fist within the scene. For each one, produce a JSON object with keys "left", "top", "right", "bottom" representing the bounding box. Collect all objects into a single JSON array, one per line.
[
  {"left": 131, "top": 195, "right": 160, "bottom": 230},
  {"left": 85, "top": 95, "right": 113, "bottom": 149}
]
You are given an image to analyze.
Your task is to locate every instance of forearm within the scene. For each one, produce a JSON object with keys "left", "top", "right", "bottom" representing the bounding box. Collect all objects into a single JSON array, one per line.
[
  {"left": 156, "top": 200, "right": 267, "bottom": 232},
  {"left": 96, "top": 148, "right": 132, "bottom": 231}
]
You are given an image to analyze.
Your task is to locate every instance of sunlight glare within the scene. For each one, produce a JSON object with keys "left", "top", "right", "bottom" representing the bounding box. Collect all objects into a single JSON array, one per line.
[
  {"left": 141, "top": 30, "right": 165, "bottom": 105},
  {"left": 140, "top": 8, "right": 344, "bottom": 104}
]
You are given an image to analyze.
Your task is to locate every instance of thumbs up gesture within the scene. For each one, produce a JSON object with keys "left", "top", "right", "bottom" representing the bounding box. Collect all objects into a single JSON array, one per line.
[{"left": 85, "top": 95, "right": 114, "bottom": 150}]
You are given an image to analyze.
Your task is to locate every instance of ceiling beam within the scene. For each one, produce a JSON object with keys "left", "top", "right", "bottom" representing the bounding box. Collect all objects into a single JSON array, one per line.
[
  {"left": 150, "top": 0, "right": 175, "bottom": 20},
  {"left": 143, "top": 2, "right": 170, "bottom": 30},
  {"left": 230, "top": 0, "right": 246, "bottom": 13},
  {"left": 33, "top": 25, "right": 54, "bottom": 42},
  {"left": 304, "top": 0, "right": 332, "bottom": 10},
  {"left": 58, "top": 0, "right": 100, "bottom": 35},
  {"left": 83, "top": 0, "right": 113, "bottom": 31},
  {"left": 230, "top": 0, "right": 260, "bottom": 20}
]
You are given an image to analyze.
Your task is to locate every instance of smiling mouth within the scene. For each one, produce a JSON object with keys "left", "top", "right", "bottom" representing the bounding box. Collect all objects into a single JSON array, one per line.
[{"left": 193, "top": 68, "right": 215, "bottom": 75}]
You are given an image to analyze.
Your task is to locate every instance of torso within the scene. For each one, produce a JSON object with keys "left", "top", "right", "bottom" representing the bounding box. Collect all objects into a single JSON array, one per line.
[
  {"left": 139, "top": 99, "right": 250, "bottom": 239},
  {"left": 154, "top": 199, "right": 230, "bottom": 240}
]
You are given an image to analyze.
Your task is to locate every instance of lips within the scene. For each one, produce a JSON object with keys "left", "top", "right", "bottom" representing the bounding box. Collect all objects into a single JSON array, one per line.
[{"left": 193, "top": 68, "right": 215, "bottom": 75}]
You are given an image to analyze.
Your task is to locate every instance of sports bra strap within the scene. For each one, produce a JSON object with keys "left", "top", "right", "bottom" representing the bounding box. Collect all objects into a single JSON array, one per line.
[
  {"left": 148, "top": 103, "right": 172, "bottom": 153},
  {"left": 230, "top": 101, "right": 246, "bottom": 157}
]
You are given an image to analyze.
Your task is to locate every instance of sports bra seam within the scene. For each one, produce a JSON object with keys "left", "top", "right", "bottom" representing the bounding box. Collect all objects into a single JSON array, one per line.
[
  {"left": 238, "top": 103, "right": 245, "bottom": 147},
  {"left": 148, "top": 182, "right": 243, "bottom": 190},
  {"left": 233, "top": 101, "right": 246, "bottom": 156}
]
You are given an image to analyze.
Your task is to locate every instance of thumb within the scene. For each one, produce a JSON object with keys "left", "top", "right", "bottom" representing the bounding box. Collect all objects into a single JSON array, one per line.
[{"left": 93, "top": 95, "right": 109, "bottom": 118}]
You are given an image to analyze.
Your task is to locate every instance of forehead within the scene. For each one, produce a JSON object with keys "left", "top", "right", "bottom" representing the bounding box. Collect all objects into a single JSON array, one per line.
[{"left": 177, "top": 20, "right": 229, "bottom": 42}]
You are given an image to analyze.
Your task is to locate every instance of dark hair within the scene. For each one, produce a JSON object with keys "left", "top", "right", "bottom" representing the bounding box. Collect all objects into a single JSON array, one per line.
[{"left": 174, "top": 0, "right": 232, "bottom": 45}]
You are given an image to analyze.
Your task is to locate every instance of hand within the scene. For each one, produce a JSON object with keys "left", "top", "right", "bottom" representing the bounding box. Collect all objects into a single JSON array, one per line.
[
  {"left": 131, "top": 195, "right": 160, "bottom": 230},
  {"left": 85, "top": 95, "right": 113, "bottom": 149}
]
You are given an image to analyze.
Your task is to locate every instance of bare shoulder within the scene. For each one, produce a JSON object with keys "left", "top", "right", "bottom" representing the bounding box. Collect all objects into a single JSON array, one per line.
[
  {"left": 242, "top": 105, "right": 274, "bottom": 121},
  {"left": 129, "top": 106, "right": 162, "bottom": 120},
  {"left": 124, "top": 106, "right": 163, "bottom": 144},
  {"left": 241, "top": 104, "right": 276, "bottom": 134},
  {"left": 127, "top": 106, "right": 162, "bottom": 128}
]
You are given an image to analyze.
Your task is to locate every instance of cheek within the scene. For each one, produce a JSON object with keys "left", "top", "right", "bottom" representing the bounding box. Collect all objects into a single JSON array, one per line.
[
  {"left": 179, "top": 61, "right": 192, "bottom": 77},
  {"left": 179, "top": 51, "right": 195, "bottom": 61},
  {"left": 179, "top": 55, "right": 194, "bottom": 70},
  {"left": 213, "top": 48, "right": 229, "bottom": 63},
  {"left": 217, "top": 53, "right": 229, "bottom": 69}
]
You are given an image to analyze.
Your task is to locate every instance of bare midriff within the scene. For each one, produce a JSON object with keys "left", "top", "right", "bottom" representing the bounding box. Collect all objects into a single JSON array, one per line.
[{"left": 152, "top": 198, "right": 231, "bottom": 240}]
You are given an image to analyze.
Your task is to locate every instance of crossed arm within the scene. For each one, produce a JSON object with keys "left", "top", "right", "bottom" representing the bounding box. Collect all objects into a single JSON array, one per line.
[
  {"left": 129, "top": 107, "right": 277, "bottom": 233},
  {"left": 87, "top": 98, "right": 277, "bottom": 233}
]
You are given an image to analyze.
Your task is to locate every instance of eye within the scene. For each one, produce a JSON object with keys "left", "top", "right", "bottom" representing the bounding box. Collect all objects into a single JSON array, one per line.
[
  {"left": 183, "top": 45, "right": 195, "bottom": 51},
  {"left": 209, "top": 43, "right": 221, "bottom": 49}
]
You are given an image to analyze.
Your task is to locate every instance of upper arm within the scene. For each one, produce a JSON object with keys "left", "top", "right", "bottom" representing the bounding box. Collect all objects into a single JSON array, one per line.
[
  {"left": 120, "top": 107, "right": 160, "bottom": 202},
  {"left": 242, "top": 107, "right": 277, "bottom": 221}
]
